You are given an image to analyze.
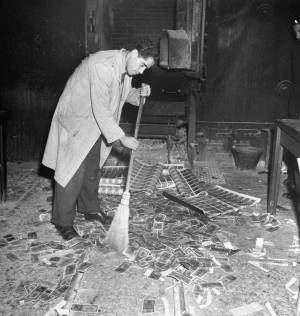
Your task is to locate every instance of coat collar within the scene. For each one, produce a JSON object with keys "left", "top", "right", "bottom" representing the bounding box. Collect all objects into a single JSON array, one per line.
[{"left": 113, "top": 49, "right": 129, "bottom": 83}]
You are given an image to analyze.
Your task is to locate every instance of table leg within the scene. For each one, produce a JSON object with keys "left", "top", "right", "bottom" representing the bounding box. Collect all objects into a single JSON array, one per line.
[
  {"left": 0, "top": 124, "right": 4, "bottom": 202},
  {"left": 267, "top": 126, "right": 283, "bottom": 215},
  {"left": 297, "top": 285, "right": 300, "bottom": 316},
  {"left": 166, "top": 135, "right": 171, "bottom": 164}
]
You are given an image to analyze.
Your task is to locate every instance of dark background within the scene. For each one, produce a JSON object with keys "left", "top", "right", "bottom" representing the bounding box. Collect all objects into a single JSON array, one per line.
[{"left": 0, "top": 0, "right": 299, "bottom": 161}]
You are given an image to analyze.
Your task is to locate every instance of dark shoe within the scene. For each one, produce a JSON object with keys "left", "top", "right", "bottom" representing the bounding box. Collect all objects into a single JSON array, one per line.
[
  {"left": 283, "top": 178, "right": 296, "bottom": 191},
  {"left": 84, "top": 212, "right": 112, "bottom": 225},
  {"left": 282, "top": 192, "right": 292, "bottom": 199},
  {"left": 55, "top": 225, "right": 79, "bottom": 241}
]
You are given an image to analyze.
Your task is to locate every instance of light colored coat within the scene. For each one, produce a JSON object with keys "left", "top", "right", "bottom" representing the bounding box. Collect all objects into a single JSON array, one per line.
[{"left": 42, "top": 49, "right": 141, "bottom": 187}]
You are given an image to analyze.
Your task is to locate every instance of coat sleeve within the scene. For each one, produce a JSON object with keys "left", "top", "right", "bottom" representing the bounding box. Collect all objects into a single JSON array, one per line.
[
  {"left": 89, "top": 64, "right": 125, "bottom": 144},
  {"left": 125, "top": 87, "right": 145, "bottom": 106}
]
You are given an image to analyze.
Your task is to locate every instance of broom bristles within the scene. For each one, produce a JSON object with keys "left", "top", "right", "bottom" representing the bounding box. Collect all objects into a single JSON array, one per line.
[{"left": 104, "top": 191, "right": 130, "bottom": 253}]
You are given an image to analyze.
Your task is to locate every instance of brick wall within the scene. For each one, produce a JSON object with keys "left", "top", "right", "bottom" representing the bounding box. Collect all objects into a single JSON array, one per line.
[{"left": 111, "top": 0, "right": 176, "bottom": 49}]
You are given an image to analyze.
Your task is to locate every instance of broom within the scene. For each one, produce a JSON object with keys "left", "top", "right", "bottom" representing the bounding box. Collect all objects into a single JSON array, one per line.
[{"left": 104, "top": 94, "right": 145, "bottom": 253}]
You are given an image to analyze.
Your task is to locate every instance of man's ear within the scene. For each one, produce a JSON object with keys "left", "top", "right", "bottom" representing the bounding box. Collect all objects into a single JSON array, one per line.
[
  {"left": 145, "top": 57, "right": 155, "bottom": 68},
  {"left": 130, "top": 49, "right": 139, "bottom": 57}
]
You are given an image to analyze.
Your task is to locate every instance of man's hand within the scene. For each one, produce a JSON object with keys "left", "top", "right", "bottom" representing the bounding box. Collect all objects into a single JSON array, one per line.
[
  {"left": 140, "top": 83, "right": 151, "bottom": 97},
  {"left": 120, "top": 135, "right": 139, "bottom": 150}
]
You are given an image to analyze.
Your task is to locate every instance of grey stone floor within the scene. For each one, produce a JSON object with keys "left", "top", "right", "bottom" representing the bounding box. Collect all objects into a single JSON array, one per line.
[{"left": 0, "top": 142, "right": 299, "bottom": 316}]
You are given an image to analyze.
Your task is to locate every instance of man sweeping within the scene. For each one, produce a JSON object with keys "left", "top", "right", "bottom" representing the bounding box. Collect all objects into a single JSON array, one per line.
[{"left": 42, "top": 42, "right": 155, "bottom": 240}]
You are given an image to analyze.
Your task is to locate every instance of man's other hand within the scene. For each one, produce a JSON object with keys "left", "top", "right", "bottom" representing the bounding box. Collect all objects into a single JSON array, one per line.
[
  {"left": 140, "top": 83, "right": 151, "bottom": 97},
  {"left": 120, "top": 135, "right": 139, "bottom": 150}
]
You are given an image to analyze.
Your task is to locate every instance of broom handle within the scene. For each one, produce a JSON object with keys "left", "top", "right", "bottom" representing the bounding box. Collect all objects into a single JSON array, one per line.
[{"left": 124, "top": 95, "right": 145, "bottom": 192}]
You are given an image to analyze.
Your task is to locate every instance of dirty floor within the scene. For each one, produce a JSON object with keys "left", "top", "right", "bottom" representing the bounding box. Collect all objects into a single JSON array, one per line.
[{"left": 0, "top": 140, "right": 299, "bottom": 316}]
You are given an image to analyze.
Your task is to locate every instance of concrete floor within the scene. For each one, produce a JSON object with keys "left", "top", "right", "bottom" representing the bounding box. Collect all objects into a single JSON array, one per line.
[{"left": 0, "top": 141, "right": 299, "bottom": 316}]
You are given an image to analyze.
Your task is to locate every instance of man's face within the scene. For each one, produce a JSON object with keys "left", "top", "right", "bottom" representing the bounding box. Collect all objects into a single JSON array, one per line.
[
  {"left": 293, "top": 24, "right": 300, "bottom": 41},
  {"left": 126, "top": 50, "right": 154, "bottom": 76}
]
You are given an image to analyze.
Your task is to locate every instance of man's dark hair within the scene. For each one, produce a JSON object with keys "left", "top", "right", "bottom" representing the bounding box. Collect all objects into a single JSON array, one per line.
[{"left": 129, "top": 38, "right": 159, "bottom": 63}]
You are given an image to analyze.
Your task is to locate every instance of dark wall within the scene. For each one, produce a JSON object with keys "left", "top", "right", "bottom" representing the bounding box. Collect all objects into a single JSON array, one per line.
[
  {"left": 0, "top": 0, "right": 85, "bottom": 161},
  {"left": 201, "top": 0, "right": 297, "bottom": 122},
  {"left": 0, "top": 0, "right": 85, "bottom": 89},
  {"left": 111, "top": 0, "right": 176, "bottom": 49},
  {"left": 1, "top": 0, "right": 299, "bottom": 161}
]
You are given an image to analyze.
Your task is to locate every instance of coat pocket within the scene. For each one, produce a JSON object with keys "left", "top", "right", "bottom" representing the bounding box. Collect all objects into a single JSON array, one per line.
[{"left": 57, "top": 113, "right": 82, "bottom": 135}]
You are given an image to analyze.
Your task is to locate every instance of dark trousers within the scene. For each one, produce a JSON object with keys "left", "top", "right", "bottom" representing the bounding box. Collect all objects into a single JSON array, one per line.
[{"left": 52, "top": 138, "right": 101, "bottom": 227}]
